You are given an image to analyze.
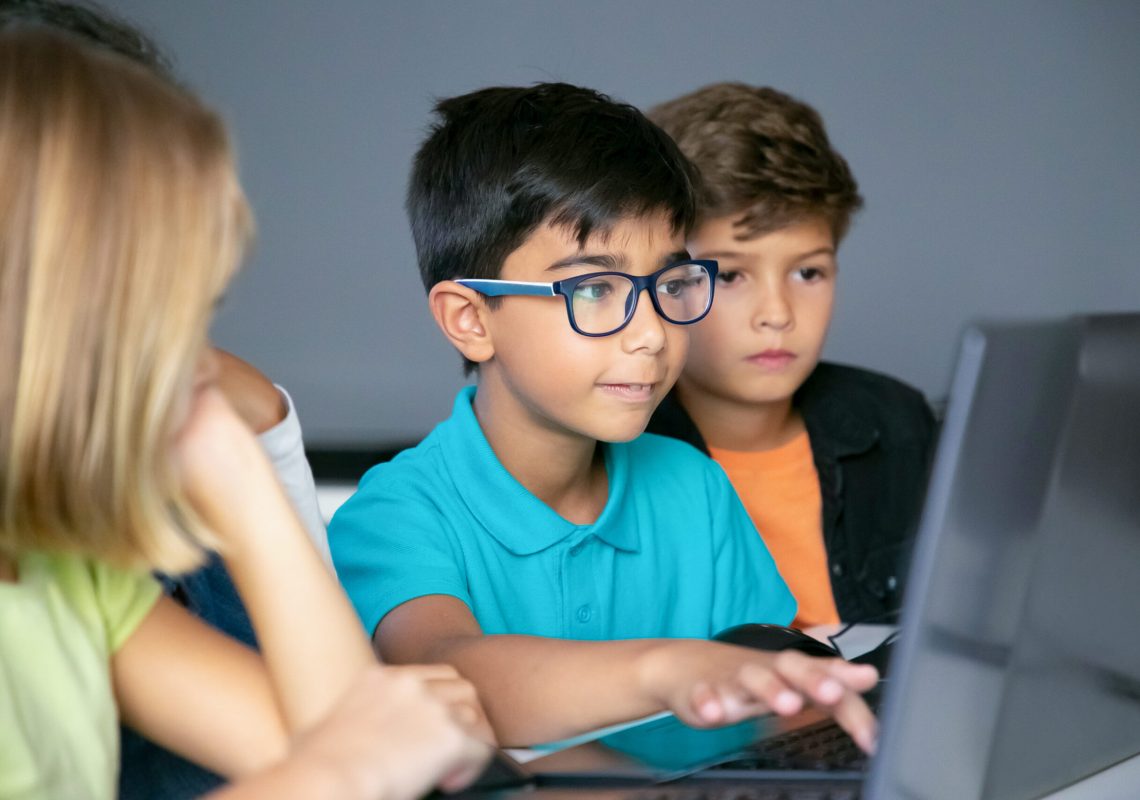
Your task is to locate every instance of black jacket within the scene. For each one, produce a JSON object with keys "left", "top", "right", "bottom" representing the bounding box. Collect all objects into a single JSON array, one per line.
[{"left": 646, "top": 361, "right": 937, "bottom": 623}]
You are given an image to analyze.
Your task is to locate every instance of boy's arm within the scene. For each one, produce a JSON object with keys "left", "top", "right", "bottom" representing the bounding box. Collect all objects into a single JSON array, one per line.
[
  {"left": 378, "top": 595, "right": 662, "bottom": 744},
  {"left": 377, "top": 594, "right": 880, "bottom": 751}
]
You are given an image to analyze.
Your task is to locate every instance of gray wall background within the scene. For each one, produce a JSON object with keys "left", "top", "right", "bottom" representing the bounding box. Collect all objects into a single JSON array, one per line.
[{"left": 105, "top": 1, "right": 1140, "bottom": 446}]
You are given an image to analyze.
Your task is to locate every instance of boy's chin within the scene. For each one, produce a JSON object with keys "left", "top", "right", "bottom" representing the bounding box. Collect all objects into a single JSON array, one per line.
[
  {"left": 588, "top": 416, "right": 653, "bottom": 444},
  {"left": 600, "top": 429, "right": 647, "bottom": 444},
  {"left": 579, "top": 391, "right": 669, "bottom": 443},
  {"left": 726, "top": 371, "right": 814, "bottom": 407}
]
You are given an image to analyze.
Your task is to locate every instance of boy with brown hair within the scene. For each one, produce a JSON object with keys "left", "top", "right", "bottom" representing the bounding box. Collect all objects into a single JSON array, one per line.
[{"left": 647, "top": 83, "right": 936, "bottom": 628}]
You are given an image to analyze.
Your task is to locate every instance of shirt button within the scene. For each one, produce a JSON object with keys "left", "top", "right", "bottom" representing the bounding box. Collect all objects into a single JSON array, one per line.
[
  {"left": 576, "top": 605, "right": 592, "bottom": 623},
  {"left": 832, "top": 563, "right": 844, "bottom": 577},
  {"left": 886, "top": 575, "right": 898, "bottom": 591},
  {"left": 569, "top": 543, "right": 584, "bottom": 557}
]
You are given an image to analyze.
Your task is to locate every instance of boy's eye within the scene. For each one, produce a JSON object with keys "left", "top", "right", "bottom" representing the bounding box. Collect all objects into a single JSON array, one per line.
[
  {"left": 573, "top": 278, "right": 616, "bottom": 303},
  {"left": 658, "top": 276, "right": 703, "bottom": 297},
  {"left": 716, "top": 270, "right": 743, "bottom": 286},
  {"left": 796, "top": 267, "right": 827, "bottom": 283}
]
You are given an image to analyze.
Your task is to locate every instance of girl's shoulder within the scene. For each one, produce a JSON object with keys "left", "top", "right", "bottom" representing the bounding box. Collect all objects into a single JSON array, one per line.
[{"left": 16, "top": 551, "right": 162, "bottom": 652}]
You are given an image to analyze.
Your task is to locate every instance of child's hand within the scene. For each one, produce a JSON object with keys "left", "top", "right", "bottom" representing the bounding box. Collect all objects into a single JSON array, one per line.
[
  {"left": 173, "top": 381, "right": 281, "bottom": 538},
  {"left": 296, "top": 664, "right": 492, "bottom": 800},
  {"left": 639, "top": 640, "right": 880, "bottom": 753},
  {"left": 381, "top": 664, "right": 497, "bottom": 749},
  {"left": 211, "top": 664, "right": 493, "bottom": 800}
]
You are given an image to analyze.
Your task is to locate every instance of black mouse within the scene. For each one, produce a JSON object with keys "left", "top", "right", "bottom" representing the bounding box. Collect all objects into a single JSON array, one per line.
[{"left": 713, "top": 623, "right": 841, "bottom": 658}]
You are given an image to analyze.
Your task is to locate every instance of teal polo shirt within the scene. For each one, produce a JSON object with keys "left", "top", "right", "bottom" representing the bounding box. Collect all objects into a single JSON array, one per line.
[{"left": 329, "top": 387, "right": 795, "bottom": 640}]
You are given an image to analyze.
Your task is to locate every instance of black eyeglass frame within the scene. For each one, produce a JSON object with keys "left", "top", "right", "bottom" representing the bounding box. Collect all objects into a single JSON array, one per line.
[{"left": 456, "top": 259, "right": 719, "bottom": 337}]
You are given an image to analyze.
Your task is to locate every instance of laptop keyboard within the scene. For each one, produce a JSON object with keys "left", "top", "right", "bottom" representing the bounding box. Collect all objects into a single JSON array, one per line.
[{"left": 706, "top": 718, "right": 866, "bottom": 773}]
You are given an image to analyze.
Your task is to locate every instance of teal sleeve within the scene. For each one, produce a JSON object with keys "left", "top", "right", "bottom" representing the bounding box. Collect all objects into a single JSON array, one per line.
[
  {"left": 328, "top": 466, "right": 472, "bottom": 637},
  {"left": 707, "top": 461, "right": 797, "bottom": 634}
]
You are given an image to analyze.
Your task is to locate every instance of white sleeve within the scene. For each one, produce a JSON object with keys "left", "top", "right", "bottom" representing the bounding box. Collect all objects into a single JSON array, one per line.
[{"left": 257, "top": 385, "right": 334, "bottom": 571}]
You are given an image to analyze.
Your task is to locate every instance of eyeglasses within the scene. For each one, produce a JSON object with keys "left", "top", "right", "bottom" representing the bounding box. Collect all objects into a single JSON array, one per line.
[{"left": 456, "top": 260, "right": 718, "bottom": 337}]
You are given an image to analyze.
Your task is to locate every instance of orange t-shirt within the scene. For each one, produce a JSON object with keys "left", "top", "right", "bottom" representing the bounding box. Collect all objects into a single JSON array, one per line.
[{"left": 709, "top": 432, "right": 840, "bottom": 628}]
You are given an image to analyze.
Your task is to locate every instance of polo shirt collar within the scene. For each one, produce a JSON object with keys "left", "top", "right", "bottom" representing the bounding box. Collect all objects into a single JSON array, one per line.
[{"left": 439, "top": 386, "right": 641, "bottom": 555}]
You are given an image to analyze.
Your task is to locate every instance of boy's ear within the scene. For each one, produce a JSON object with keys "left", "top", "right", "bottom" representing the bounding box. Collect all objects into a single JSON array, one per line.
[{"left": 428, "top": 281, "right": 495, "bottom": 366}]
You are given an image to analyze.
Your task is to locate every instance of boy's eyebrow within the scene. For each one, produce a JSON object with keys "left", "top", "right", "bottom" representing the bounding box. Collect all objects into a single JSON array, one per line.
[
  {"left": 793, "top": 246, "right": 836, "bottom": 260},
  {"left": 546, "top": 250, "right": 692, "bottom": 272},
  {"left": 546, "top": 253, "right": 625, "bottom": 272},
  {"left": 698, "top": 246, "right": 836, "bottom": 261},
  {"left": 694, "top": 250, "right": 746, "bottom": 261}
]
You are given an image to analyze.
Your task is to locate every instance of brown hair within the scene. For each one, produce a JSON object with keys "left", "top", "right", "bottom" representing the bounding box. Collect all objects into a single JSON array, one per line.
[
  {"left": 0, "top": 30, "right": 252, "bottom": 572},
  {"left": 649, "top": 82, "right": 863, "bottom": 242}
]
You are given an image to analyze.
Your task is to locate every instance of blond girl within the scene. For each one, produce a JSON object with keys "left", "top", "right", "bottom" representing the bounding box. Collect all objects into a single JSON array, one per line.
[{"left": 0, "top": 29, "right": 488, "bottom": 800}]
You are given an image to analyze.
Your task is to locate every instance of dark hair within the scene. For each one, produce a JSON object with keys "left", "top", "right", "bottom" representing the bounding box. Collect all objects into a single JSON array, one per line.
[
  {"left": 648, "top": 82, "right": 862, "bottom": 243},
  {"left": 406, "top": 82, "right": 698, "bottom": 298},
  {"left": 0, "top": 0, "right": 171, "bottom": 75}
]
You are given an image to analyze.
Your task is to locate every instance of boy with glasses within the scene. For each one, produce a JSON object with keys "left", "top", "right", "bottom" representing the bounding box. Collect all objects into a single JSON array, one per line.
[{"left": 329, "top": 83, "right": 879, "bottom": 750}]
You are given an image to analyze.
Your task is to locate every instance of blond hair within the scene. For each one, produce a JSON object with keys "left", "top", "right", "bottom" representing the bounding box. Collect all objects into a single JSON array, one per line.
[{"left": 0, "top": 30, "right": 252, "bottom": 573}]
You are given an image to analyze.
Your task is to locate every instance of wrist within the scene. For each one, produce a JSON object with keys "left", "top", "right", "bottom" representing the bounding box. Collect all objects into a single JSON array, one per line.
[
  {"left": 633, "top": 638, "right": 691, "bottom": 708},
  {"left": 275, "top": 754, "right": 362, "bottom": 800},
  {"left": 213, "top": 753, "right": 357, "bottom": 800}
]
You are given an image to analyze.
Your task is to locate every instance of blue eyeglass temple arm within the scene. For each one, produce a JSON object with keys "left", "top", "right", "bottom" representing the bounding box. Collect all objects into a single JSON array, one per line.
[{"left": 455, "top": 279, "right": 556, "bottom": 297}]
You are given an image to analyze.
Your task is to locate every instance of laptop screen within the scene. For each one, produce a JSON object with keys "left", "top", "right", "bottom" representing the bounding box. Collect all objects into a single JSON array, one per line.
[{"left": 869, "top": 314, "right": 1140, "bottom": 800}]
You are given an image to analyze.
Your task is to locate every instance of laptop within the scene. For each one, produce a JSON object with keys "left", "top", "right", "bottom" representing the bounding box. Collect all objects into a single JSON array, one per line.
[{"left": 481, "top": 313, "right": 1140, "bottom": 800}]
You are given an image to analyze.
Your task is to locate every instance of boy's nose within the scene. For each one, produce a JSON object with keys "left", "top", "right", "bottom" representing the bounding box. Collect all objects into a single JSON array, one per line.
[
  {"left": 620, "top": 288, "right": 667, "bottom": 354},
  {"left": 752, "top": 286, "right": 793, "bottom": 331}
]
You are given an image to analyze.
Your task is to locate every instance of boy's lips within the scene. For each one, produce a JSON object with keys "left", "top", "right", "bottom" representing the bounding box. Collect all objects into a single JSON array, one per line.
[
  {"left": 597, "top": 382, "right": 658, "bottom": 402},
  {"left": 746, "top": 349, "right": 797, "bottom": 371}
]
